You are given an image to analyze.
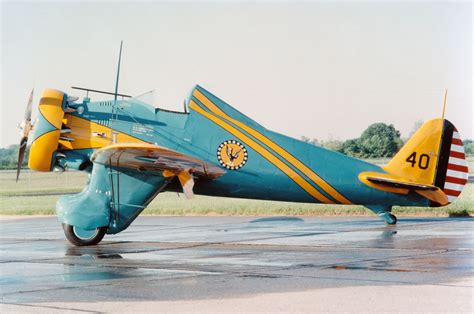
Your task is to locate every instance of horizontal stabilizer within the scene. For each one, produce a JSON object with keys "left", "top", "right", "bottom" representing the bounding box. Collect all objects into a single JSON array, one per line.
[
  {"left": 359, "top": 171, "right": 448, "bottom": 205},
  {"left": 366, "top": 176, "right": 437, "bottom": 191},
  {"left": 415, "top": 189, "right": 448, "bottom": 205}
]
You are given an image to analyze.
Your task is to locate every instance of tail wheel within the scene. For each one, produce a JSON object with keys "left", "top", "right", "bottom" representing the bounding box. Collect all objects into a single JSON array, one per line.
[
  {"left": 378, "top": 212, "right": 397, "bottom": 225},
  {"left": 385, "top": 213, "right": 397, "bottom": 225},
  {"left": 62, "top": 223, "right": 107, "bottom": 246}
]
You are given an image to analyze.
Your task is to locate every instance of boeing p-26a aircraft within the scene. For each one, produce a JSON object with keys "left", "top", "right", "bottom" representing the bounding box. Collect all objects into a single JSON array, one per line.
[{"left": 17, "top": 45, "right": 468, "bottom": 246}]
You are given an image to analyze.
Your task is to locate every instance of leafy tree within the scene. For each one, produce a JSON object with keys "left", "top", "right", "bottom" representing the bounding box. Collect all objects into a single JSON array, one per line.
[
  {"left": 0, "top": 145, "right": 29, "bottom": 169},
  {"left": 300, "top": 137, "right": 344, "bottom": 151},
  {"left": 300, "top": 136, "right": 320, "bottom": 146},
  {"left": 464, "top": 139, "right": 473, "bottom": 156},
  {"left": 321, "top": 139, "right": 343, "bottom": 152},
  {"left": 300, "top": 123, "right": 402, "bottom": 158},
  {"left": 357, "top": 123, "right": 403, "bottom": 158},
  {"left": 333, "top": 123, "right": 403, "bottom": 158},
  {"left": 300, "top": 136, "right": 311, "bottom": 143},
  {"left": 339, "top": 139, "right": 362, "bottom": 157}
]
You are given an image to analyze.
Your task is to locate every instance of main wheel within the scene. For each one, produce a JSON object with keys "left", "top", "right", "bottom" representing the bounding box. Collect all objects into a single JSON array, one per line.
[{"left": 62, "top": 223, "right": 107, "bottom": 246}]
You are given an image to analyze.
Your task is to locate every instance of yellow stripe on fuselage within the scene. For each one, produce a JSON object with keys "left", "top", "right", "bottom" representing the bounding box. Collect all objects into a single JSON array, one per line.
[
  {"left": 189, "top": 100, "right": 334, "bottom": 204},
  {"left": 193, "top": 89, "right": 352, "bottom": 205}
]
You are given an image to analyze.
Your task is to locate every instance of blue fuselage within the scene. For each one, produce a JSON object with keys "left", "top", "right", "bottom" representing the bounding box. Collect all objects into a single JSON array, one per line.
[{"left": 62, "top": 86, "right": 427, "bottom": 209}]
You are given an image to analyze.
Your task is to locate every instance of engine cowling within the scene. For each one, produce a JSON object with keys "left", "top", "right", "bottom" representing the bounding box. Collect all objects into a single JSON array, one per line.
[{"left": 28, "top": 89, "right": 66, "bottom": 172}]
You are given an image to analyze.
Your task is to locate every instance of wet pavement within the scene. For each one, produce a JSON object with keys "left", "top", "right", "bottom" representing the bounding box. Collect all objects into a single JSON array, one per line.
[{"left": 0, "top": 216, "right": 473, "bottom": 312}]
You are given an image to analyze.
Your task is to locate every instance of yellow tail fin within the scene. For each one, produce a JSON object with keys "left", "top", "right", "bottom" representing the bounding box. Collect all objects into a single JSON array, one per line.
[
  {"left": 384, "top": 119, "right": 443, "bottom": 185},
  {"left": 384, "top": 118, "right": 468, "bottom": 205}
]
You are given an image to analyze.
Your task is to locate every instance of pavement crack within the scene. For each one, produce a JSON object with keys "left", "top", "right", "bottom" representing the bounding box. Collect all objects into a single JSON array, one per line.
[{"left": 1, "top": 302, "right": 102, "bottom": 313}]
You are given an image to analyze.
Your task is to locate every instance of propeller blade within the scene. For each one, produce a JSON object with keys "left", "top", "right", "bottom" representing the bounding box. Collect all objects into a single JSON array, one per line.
[
  {"left": 24, "top": 89, "right": 34, "bottom": 121},
  {"left": 17, "top": 89, "right": 34, "bottom": 182},
  {"left": 16, "top": 137, "right": 27, "bottom": 182}
]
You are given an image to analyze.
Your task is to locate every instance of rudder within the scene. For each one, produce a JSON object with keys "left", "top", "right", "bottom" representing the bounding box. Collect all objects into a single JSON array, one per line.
[{"left": 432, "top": 120, "right": 469, "bottom": 204}]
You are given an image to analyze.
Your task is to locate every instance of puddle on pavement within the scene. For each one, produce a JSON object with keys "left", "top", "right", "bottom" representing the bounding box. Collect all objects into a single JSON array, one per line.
[
  {"left": 328, "top": 265, "right": 415, "bottom": 272},
  {"left": 250, "top": 217, "right": 304, "bottom": 224}
]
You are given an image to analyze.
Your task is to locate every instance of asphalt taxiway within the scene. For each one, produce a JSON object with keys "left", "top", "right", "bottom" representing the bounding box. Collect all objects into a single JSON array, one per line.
[{"left": 1, "top": 216, "right": 473, "bottom": 313}]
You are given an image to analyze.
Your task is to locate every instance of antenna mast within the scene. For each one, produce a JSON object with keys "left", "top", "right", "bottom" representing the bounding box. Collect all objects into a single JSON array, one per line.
[
  {"left": 441, "top": 88, "right": 448, "bottom": 120},
  {"left": 114, "top": 41, "right": 123, "bottom": 103}
]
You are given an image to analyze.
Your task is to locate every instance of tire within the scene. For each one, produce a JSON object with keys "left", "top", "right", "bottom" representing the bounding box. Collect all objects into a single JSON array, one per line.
[
  {"left": 382, "top": 213, "right": 397, "bottom": 226},
  {"left": 385, "top": 213, "right": 397, "bottom": 225},
  {"left": 62, "top": 223, "right": 107, "bottom": 246},
  {"left": 378, "top": 212, "right": 397, "bottom": 225}
]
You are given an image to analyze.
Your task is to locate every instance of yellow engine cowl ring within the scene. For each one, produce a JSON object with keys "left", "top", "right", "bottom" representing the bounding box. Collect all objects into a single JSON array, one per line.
[{"left": 28, "top": 89, "right": 66, "bottom": 172}]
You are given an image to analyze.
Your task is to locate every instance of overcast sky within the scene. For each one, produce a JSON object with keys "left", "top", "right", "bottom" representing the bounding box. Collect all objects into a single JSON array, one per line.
[{"left": 1, "top": 1, "right": 472, "bottom": 148}]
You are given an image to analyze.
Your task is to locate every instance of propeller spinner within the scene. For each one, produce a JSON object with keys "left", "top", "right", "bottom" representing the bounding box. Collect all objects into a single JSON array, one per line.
[{"left": 16, "top": 89, "right": 34, "bottom": 182}]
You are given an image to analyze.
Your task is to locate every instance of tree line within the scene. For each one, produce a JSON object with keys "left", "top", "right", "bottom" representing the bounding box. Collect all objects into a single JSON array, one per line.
[
  {"left": 1, "top": 122, "right": 473, "bottom": 169},
  {"left": 0, "top": 145, "right": 28, "bottom": 169},
  {"left": 302, "top": 122, "right": 474, "bottom": 158}
]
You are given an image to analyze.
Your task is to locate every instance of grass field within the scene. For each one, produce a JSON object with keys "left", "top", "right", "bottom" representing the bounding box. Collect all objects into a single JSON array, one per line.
[{"left": 1, "top": 158, "right": 472, "bottom": 217}]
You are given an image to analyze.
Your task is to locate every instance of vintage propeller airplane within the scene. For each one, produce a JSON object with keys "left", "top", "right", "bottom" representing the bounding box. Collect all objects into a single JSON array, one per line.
[{"left": 17, "top": 43, "right": 469, "bottom": 246}]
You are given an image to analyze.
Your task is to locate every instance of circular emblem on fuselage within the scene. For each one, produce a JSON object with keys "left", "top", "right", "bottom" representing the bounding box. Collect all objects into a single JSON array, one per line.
[{"left": 217, "top": 140, "right": 248, "bottom": 170}]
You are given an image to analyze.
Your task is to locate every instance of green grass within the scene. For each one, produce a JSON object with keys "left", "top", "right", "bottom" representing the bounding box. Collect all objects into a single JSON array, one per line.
[
  {"left": 1, "top": 168, "right": 472, "bottom": 217},
  {"left": 448, "top": 209, "right": 471, "bottom": 218},
  {"left": 0, "top": 170, "right": 87, "bottom": 215}
]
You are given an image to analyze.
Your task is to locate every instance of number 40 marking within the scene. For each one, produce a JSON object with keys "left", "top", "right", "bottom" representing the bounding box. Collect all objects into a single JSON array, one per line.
[{"left": 406, "top": 152, "right": 430, "bottom": 169}]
